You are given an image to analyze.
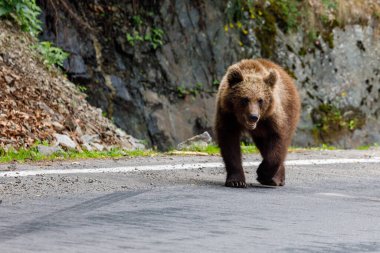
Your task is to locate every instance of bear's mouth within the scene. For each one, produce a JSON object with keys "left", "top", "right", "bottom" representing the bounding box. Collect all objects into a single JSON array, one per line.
[{"left": 247, "top": 122, "right": 257, "bottom": 130}]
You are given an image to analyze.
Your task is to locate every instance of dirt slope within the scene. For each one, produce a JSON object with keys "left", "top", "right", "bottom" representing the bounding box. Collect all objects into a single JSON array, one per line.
[{"left": 0, "top": 21, "right": 142, "bottom": 150}]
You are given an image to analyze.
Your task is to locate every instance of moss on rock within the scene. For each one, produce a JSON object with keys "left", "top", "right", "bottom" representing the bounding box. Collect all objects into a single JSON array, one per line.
[{"left": 311, "top": 103, "right": 366, "bottom": 144}]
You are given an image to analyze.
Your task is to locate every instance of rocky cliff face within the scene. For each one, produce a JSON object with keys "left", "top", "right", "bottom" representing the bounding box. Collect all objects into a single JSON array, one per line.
[
  {"left": 37, "top": 0, "right": 380, "bottom": 149},
  {"left": 280, "top": 24, "right": 380, "bottom": 147}
]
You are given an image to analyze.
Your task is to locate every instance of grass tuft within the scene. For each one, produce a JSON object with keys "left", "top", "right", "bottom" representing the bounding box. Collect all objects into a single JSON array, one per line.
[
  {"left": 1, "top": 143, "right": 378, "bottom": 163},
  {"left": 0, "top": 147, "right": 156, "bottom": 163},
  {"left": 175, "top": 143, "right": 259, "bottom": 156}
]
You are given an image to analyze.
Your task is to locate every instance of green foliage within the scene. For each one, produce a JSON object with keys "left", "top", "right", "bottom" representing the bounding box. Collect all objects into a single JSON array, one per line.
[
  {"left": 35, "top": 41, "right": 69, "bottom": 69},
  {"left": 176, "top": 85, "right": 188, "bottom": 98},
  {"left": 313, "top": 104, "right": 345, "bottom": 132},
  {"left": 311, "top": 103, "right": 365, "bottom": 143},
  {"left": 176, "top": 144, "right": 221, "bottom": 155},
  {"left": 127, "top": 27, "right": 164, "bottom": 49},
  {"left": 126, "top": 14, "right": 164, "bottom": 50},
  {"left": 240, "top": 142, "right": 259, "bottom": 154},
  {"left": 375, "top": 10, "right": 380, "bottom": 19},
  {"left": 145, "top": 28, "right": 164, "bottom": 49},
  {"left": 225, "top": 0, "right": 253, "bottom": 24},
  {"left": 126, "top": 31, "right": 144, "bottom": 46},
  {"left": 212, "top": 79, "right": 220, "bottom": 88},
  {"left": 321, "top": 0, "right": 338, "bottom": 10},
  {"left": 356, "top": 145, "right": 371, "bottom": 151},
  {"left": 0, "top": 0, "right": 42, "bottom": 37},
  {"left": 175, "top": 143, "right": 259, "bottom": 156},
  {"left": 307, "top": 30, "right": 318, "bottom": 43},
  {"left": 268, "top": 0, "right": 300, "bottom": 32},
  {"left": 225, "top": 0, "right": 301, "bottom": 33},
  {"left": 225, "top": 0, "right": 299, "bottom": 57},
  {"left": 0, "top": 146, "right": 42, "bottom": 162},
  {"left": 224, "top": 0, "right": 341, "bottom": 54},
  {"left": 176, "top": 83, "right": 205, "bottom": 98},
  {"left": 0, "top": 0, "right": 71, "bottom": 69},
  {"left": 288, "top": 144, "right": 337, "bottom": 152},
  {"left": 319, "top": 143, "right": 337, "bottom": 150},
  {"left": 0, "top": 146, "right": 155, "bottom": 163},
  {"left": 77, "top": 85, "right": 87, "bottom": 93},
  {"left": 132, "top": 15, "right": 143, "bottom": 26},
  {"left": 176, "top": 81, "right": 218, "bottom": 98},
  {"left": 357, "top": 143, "right": 379, "bottom": 150}
]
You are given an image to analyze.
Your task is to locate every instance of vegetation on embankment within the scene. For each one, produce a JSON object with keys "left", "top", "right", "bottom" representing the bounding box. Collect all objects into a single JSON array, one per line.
[
  {"left": 0, "top": 2, "right": 143, "bottom": 152},
  {"left": 0, "top": 0, "right": 69, "bottom": 68},
  {"left": 225, "top": 0, "right": 380, "bottom": 56},
  {"left": 2, "top": 143, "right": 378, "bottom": 164},
  {"left": 0, "top": 146, "right": 156, "bottom": 163}
]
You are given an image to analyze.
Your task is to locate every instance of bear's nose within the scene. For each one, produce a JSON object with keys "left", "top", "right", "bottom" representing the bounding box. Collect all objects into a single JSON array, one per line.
[{"left": 248, "top": 114, "right": 259, "bottom": 123}]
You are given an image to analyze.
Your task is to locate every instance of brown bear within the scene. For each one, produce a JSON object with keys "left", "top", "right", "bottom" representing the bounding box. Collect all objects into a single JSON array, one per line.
[{"left": 215, "top": 59, "right": 300, "bottom": 187}]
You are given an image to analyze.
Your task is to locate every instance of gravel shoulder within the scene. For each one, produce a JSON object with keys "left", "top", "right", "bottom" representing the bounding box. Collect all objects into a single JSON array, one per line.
[{"left": 0, "top": 149, "right": 379, "bottom": 203}]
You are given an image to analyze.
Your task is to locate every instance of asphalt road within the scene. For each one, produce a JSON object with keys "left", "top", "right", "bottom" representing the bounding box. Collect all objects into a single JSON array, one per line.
[{"left": 0, "top": 149, "right": 380, "bottom": 252}]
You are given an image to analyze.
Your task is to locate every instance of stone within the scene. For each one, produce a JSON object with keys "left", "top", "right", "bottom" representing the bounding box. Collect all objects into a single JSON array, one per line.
[
  {"left": 111, "top": 75, "right": 132, "bottom": 102},
  {"left": 75, "top": 125, "right": 83, "bottom": 136},
  {"left": 67, "top": 54, "right": 87, "bottom": 74},
  {"left": 91, "top": 143, "right": 104, "bottom": 151},
  {"left": 115, "top": 128, "right": 126, "bottom": 137},
  {"left": 177, "top": 131, "right": 212, "bottom": 150},
  {"left": 123, "top": 136, "right": 145, "bottom": 150},
  {"left": 4, "top": 75, "right": 14, "bottom": 85},
  {"left": 51, "top": 122, "right": 65, "bottom": 131},
  {"left": 63, "top": 117, "right": 77, "bottom": 131},
  {"left": 37, "top": 145, "right": 63, "bottom": 156},
  {"left": 54, "top": 134, "right": 77, "bottom": 149},
  {"left": 80, "top": 134, "right": 99, "bottom": 144},
  {"left": 82, "top": 143, "right": 93, "bottom": 151}
]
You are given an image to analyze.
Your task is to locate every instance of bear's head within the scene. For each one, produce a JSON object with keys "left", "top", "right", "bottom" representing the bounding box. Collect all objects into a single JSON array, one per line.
[{"left": 226, "top": 67, "right": 277, "bottom": 130}]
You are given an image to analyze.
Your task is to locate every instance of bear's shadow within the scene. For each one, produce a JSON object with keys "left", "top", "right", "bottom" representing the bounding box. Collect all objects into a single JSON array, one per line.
[{"left": 196, "top": 178, "right": 278, "bottom": 189}]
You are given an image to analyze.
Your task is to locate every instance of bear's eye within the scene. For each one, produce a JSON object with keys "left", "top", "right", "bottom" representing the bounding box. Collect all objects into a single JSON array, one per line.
[
  {"left": 240, "top": 97, "right": 249, "bottom": 107},
  {"left": 258, "top": 98, "right": 264, "bottom": 106}
]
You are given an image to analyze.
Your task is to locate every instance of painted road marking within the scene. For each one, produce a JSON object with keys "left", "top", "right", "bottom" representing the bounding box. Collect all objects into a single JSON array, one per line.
[
  {"left": 0, "top": 158, "right": 380, "bottom": 178},
  {"left": 317, "top": 192, "right": 380, "bottom": 202}
]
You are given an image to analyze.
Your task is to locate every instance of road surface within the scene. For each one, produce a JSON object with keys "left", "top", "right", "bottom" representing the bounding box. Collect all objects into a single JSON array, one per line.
[{"left": 0, "top": 149, "right": 380, "bottom": 252}]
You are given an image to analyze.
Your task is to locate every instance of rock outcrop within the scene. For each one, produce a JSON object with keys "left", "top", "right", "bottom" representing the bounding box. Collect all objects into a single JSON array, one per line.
[{"left": 36, "top": 0, "right": 380, "bottom": 149}]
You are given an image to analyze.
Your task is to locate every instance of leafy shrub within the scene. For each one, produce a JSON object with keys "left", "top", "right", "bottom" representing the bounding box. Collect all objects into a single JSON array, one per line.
[
  {"left": 0, "top": 0, "right": 42, "bottom": 37},
  {"left": 0, "top": 0, "right": 70, "bottom": 69},
  {"left": 35, "top": 41, "right": 69, "bottom": 69},
  {"left": 126, "top": 27, "right": 164, "bottom": 49},
  {"left": 145, "top": 28, "right": 164, "bottom": 49},
  {"left": 126, "top": 31, "right": 144, "bottom": 46}
]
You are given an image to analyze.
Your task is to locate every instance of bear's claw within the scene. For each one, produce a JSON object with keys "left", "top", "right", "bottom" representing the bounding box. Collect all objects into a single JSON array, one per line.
[{"left": 225, "top": 180, "right": 247, "bottom": 188}]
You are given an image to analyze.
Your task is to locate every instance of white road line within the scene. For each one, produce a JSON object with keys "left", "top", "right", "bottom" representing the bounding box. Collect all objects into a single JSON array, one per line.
[
  {"left": 317, "top": 192, "right": 380, "bottom": 202},
  {"left": 0, "top": 158, "right": 380, "bottom": 178}
]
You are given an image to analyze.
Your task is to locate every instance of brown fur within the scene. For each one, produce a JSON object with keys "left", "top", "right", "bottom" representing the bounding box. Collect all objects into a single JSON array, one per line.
[{"left": 215, "top": 59, "right": 301, "bottom": 187}]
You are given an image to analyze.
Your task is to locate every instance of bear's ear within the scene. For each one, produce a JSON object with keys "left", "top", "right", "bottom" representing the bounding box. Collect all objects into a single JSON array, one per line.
[
  {"left": 227, "top": 68, "right": 243, "bottom": 87},
  {"left": 264, "top": 70, "right": 277, "bottom": 88}
]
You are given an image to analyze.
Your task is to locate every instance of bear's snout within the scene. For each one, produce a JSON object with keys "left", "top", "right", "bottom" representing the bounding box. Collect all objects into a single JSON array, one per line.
[{"left": 248, "top": 114, "right": 259, "bottom": 123}]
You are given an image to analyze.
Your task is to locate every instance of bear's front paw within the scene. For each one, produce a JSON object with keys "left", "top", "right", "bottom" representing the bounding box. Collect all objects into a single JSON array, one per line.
[{"left": 225, "top": 175, "right": 247, "bottom": 188}]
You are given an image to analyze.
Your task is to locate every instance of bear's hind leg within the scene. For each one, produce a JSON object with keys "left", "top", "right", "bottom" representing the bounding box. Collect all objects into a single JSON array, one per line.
[
  {"left": 254, "top": 136, "right": 287, "bottom": 186},
  {"left": 257, "top": 161, "right": 285, "bottom": 186}
]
